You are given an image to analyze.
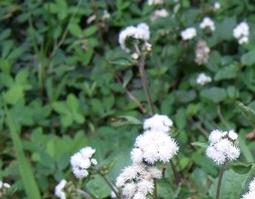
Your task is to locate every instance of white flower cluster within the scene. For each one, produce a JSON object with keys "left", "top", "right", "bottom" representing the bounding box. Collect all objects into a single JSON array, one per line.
[
  {"left": 196, "top": 73, "right": 212, "bottom": 85},
  {"left": 200, "top": 17, "right": 215, "bottom": 32},
  {"left": 148, "top": 0, "right": 164, "bottom": 5},
  {"left": 0, "top": 181, "right": 10, "bottom": 197},
  {"left": 70, "top": 147, "right": 97, "bottom": 179},
  {"left": 233, "top": 22, "right": 250, "bottom": 45},
  {"left": 0, "top": 181, "right": 10, "bottom": 190},
  {"left": 119, "top": 23, "right": 151, "bottom": 54},
  {"left": 214, "top": 2, "right": 221, "bottom": 10},
  {"left": 116, "top": 164, "right": 161, "bottom": 199},
  {"left": 241, "top": 178, "right": 255, "bottom": 199},
  {"left": 116, "top": 114, "right": 179, "bottom": 199},
  {"left": 54, "top": 179, "right": 67, "bottom": 199},
  {"left": 195, "top": 40, "right": 210, "bottom": 65},
  {"left": 206, "top": 129, "right": 240, "bottom": 165},
  {"left": 181, "top": 27, "right": 197, "bottom": 40},
  {"left": 151, "top": 9, "right": 169, "bottom": 21}
]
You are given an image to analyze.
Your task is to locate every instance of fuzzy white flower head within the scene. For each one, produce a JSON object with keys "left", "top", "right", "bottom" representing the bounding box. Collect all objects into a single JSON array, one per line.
[
  {"left": 70, "top": 146, "right": 96, "bottom": 179},
  {"left": 119, "top": 23, "right": 150, "bottom": 53},
  {"left": 214, "top": 2, "right": 221, "bottom": 10},
  {"left": 196, "top": 73, "right": 212, "bottom": 86},
  {"left": 233, "top": 22, "right": 249, "bottom": 45},
  {"left": 241, "top": 178, "right": 255, "bottom": 199},
  {"left": 116, "top": 164, "right": 161, "bottom": 199},
  {"left": 54, "top": 179, "right": 67, "bottom": 199},
  {"left": 143, "top": 114, "right": 173, "bottom": 133},
  {"left": 181, "top": 27, "right": 197, "bottom": 40},
  {"left": 151, "top": 9, "right": 169, "bottom": 21},
  {"left": 206, "top": 130, "right": 240, "bottom": 165},
  {"left": 200, "top": 17, "right": 215, "bottom": 31},
  {"left": 132, "top": 131, "right": 179, "bottom": 164},
  {"left": 148, "top": 0, "right": 164, "bottom": 5}
]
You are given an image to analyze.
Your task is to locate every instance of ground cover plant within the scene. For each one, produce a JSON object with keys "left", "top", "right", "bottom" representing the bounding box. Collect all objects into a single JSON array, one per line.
[{"left": 1, "top": 0, "right": 255, "bottom": 198}]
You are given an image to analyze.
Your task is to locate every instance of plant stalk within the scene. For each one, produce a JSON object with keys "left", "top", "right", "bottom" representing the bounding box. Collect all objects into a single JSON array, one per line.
[
  {"left": 216, "top": 165, "right": 225, "bottom": 199},
  {"left": 138, "top": 55, "right": 155, "bottom": 114},
  {"left": 100, "top": 174, "right": 120, "bottom": 199},
  {"left": 153, "top": 180, "right": 158, "bottom": 199}
]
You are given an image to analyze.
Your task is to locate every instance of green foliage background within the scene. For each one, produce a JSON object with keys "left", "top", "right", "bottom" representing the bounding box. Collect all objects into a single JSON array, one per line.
[{"left": 1, "top": 0, "right": 255, "bottom": 198}]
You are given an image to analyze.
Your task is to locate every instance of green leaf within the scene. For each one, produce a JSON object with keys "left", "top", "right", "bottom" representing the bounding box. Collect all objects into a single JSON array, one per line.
[
  {"left": 5, "top": 109, "right": 41, "bottom": 199},
  {"left": 231, "top": 162, "right": 253, "bottom": 174},
  {"left": 214, "top": 65, "right": 238, "bottom": 81},
  {"left": 86, "top": 175, "right": 111, "bottom": 198},
  {"left": 237, "top": 101, "right": 255, "bottom": 125},
  {"left": 200, "top": 87, "right": 227, "bottom": 103},
  {"left": 241, "top": 50, "right": 255, "bottom": 66}
]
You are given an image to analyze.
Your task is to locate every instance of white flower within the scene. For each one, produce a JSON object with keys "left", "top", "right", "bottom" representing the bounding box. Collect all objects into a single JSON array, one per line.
[
  {"left": 196, "top": 73, "right": 212, "bottom": 85},
  {"left": 111, "top": 191, "right": 117, "bottom": 198},
  {"left": 233, "top": 22, "right": 249, "bottom": 45},
  {"left": 206, "top": 130, "right": 240, "bottom": 165},
  {"left": 119, "top": 23, "right": 150, "bottom": 52},
  {"left": 54, "top": 179, "right": 67, "bottom": 199},
  {"left": 181, "top": 27, "right": 197, "bottom": 40},
  {"left": 148, "top": 0, "right": 164, "bottom": 5},
  {"left": 195, "top": 40, "right": 210, "bottom": 65},
  {"left": 70, "top": 147, "right": 97, "bottom": 179},
  {"left": 122, "top": 183, "right": 137, "bottom": 198},
  {"left": 241, "top": 178, "right": 255, "bottom": 199},
  {"left": 214, "top": 2, "right": 221, "bottom": 10},
  {"left": 208, "top": 129, "right": 227, "bottom": 143},
  {"left": 116, "top": 164, "right": 160, "bottom": 199},
  {"left": 133, "top": 192, "right": 147, "bottom": 199},
  {"left": 242, "top": 192, "right": 254, "bottom": 199},
  {"left": 102, "top": 10, "right": 110, "bottom": 20},
  {"left": 143, "top": 114, "right": 173, "bottom": 133},
  {"left": 200, "top": 17, "right": 215, "bottom": 31},
  {"left": 249, "top": 178, "right": 255, "bottom": 191},
  {"left": 137, "top": 180, "right": 154, "bottom": 195},
  {"left": 132, "top": 130, "right": 179, "bottom": 164},
  {"left": 228, "top": 130, "right": 238, "bottom": 140},
  {"left": 0, "top": 181, "right": 11, "bottom": 190},
  {"left": 151, "top": 9, "right": 169, "bottom": 21}
]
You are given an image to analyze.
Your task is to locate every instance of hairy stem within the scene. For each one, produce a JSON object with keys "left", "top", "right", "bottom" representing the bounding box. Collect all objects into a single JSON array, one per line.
[
  {"left": 138, "top": 55, "right": 155, "bottom": 114},
  {"left": 100, "top": 174, "right": 120, "bottom": 199},
  {"left": 216, "top": 165, "right": 225, "bottom": 199}
]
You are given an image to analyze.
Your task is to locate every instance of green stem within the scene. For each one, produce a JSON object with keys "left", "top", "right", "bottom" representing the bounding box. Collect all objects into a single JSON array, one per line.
[
  {"left": 216, "top": 165, "right": 225, "bottom": 199},
  {"left": 170, "top": 160, "right": 180, "bottom": 185},
  {"left": 153, "top": 180, "right": 158, "bottom": 199},
  {"left": 100, "top": 174, "right": 120, "bottom": 199},
  {"left": 138, "top": 55, "right": 155, "bottom": 114}
]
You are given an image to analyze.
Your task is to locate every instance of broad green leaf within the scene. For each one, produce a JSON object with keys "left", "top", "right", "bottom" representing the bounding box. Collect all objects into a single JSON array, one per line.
[
  {"left": 200, "top": 87, "right": 227, "bottom": 103},
  {"left": 241, "top": 50, "right": 255, "bottom": 66},
  {"left": 214, "top": 65, "right": 238, "bottom": 81}
]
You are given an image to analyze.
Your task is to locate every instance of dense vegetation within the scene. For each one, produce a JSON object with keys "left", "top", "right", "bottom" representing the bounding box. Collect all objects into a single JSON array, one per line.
[{"left": 1, "top": 0, "right": 255, "bottom": 198}]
